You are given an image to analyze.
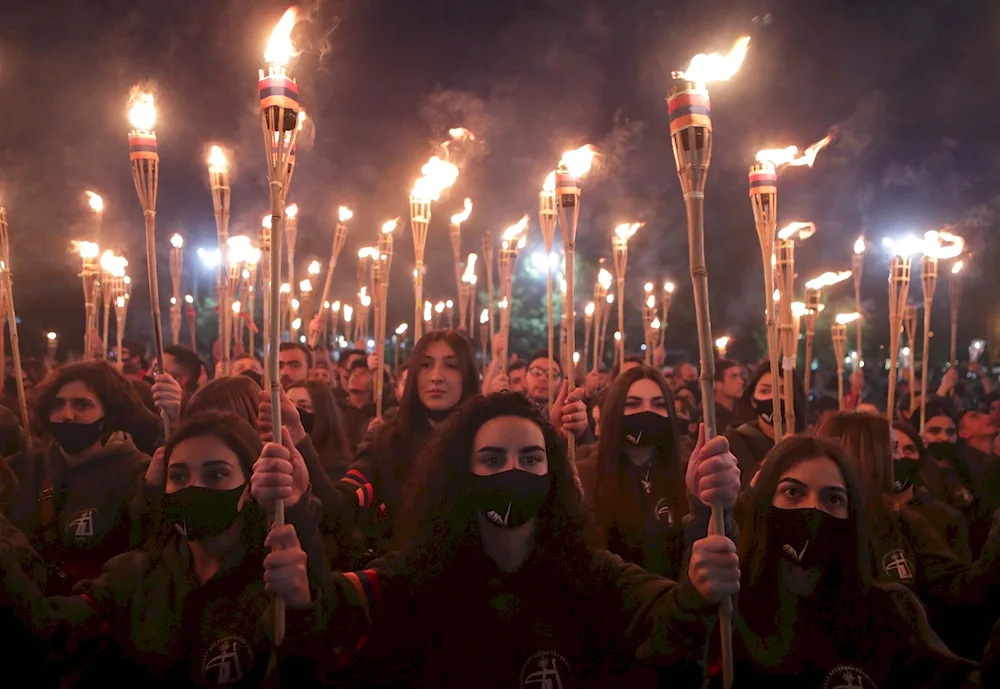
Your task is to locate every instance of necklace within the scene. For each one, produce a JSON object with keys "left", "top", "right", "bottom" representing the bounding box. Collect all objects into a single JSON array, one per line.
[{"left": 642, "top": 462, "right": 652, "bottom": 495}]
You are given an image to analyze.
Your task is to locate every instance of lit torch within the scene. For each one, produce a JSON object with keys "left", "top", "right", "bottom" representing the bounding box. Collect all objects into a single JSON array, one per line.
[
  {"left": 802, "top": 268, "right": 851, "bottom": 401},
  {"left": 833, "top": 313, "right": 860, "bottom": 408},
  {"left": 100, "top": 251, "right": 128, "bottom": 364},
  {"left": 660, "top": 281, "right": 675, "bottom": 348},
  {"left": 460, "top": 254, "right": 478, "bottom": 333},
  {"left": 185, "top": 294, "right": 196, "bottom": 351},
  {"left": 373, "top": 219, "right": 397, "bottom": 418},
  {"left": 394, "top": 323, "right": 408, "bottom": 373},
  {"left": 852, "top": 236, "right": 866, "bottom": 364},
  {"left": 594, "top": 267, "right": 614, "bottom": 369},
  {"left": 285, "top": 203, "right": 299, "bottom": 315},
  {"left": 450, "top": 198, "right": 473, "bottom": 308},
  {"left": 1, "top": 210, "right": 31, "bottom": 444},
  {"left": 715, "top": 335, "right": 730, "bottom": 360},
  {"left": 479, "top": 308, "right": 490, "bottom": 375},
  {"left": 127, "top": 88, "right": 168, "bottom": 386},
  {"left": 329, "top": 301, "right": 341, "bottom": 347},
  {"left": 410, "top": 155, "right": 460, "bottom": 340},
  {"left": 497, "top": 216, "right": 528, "bottom": 373},
  {"left": 169, "top": 233, "right": 184, "bottom": 345},
  {"left": 482, "top": 231, "right": 496, "bottom": 348},
  {"left": 611, "top": 222, "right": 641, "bottom": 372},
  {"left": 903, "top": 303, "right": 918, "bottom": 412},
  {"left": 950, "top": 259, "right": 964, "bottom": 367},
  {"left": 85, "top": 191, "right": 104, "bottom": 251},
  {"left": 208, "top": 145, "right": 232, "bottom": 373},
  {"left": 75, "top": 240, "right": 101, "bottom": 359},
  {"left": 882, "top": 234, "right": 924, "bottom": 420},
  {"left": 47, "top": 331, "right": 58, "bottom": 363},
  {"left": 584, "top": 301, "right": 595, "bottom": 370},
  {"left": 312, "top": 205, "right": 352, "bottom": 346},
  {"left": 227, "top": 235, "right": 252, "bottom": 358},
  {"left": 539, "top": 171, "right": 559, "bottom": 400},
  {"left": 642, "top": 290, "right": 657, "bottom": 365}
]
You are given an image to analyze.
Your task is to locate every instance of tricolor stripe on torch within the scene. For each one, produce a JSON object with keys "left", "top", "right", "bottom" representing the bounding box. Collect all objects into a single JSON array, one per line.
[
  {"left": 128, "top": 133, "right": 158, "bottom": 161},
  {"left": 666, "top": 85, "right": 711, "bottom": 136},
  {"left": 555, "top": 168, "right": 580, "bottom": 197},
  {"left": 271, "top": 139, "right": 297, "bottom": 167},
  {"left": 748, "top": 164, "right": 777, "bottom": 197},
  {"left": 258, "top": 74, "right": 301, "bottom": 113}
]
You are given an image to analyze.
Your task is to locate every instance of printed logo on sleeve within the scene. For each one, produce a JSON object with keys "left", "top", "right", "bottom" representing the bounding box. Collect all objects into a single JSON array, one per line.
[
  {"left": 203, "top": 635, "right": 254, "bottom": 686},
  {"left": 66, "top": 509, "right": 98, "bottom": 540},
  {"left": 520, "top": 650, "right": 572, "bottom": 689},
  {"left": 881, "top": 549, "right": 915, "bottom": 582},
  {"left": 822, "top": 665, "right": 878, "bottom": 689}
]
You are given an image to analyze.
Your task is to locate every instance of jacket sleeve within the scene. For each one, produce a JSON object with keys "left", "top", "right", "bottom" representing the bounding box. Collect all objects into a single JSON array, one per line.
[
  {"left": 590, "top": 549, "right": 719, "bottom": 666},
  {"left": 322, "top": 553, "right": 408, "bottom": 656}
]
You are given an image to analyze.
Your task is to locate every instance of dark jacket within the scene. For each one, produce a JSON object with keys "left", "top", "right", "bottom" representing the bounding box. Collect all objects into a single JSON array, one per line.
[
  {"left": 337, "top": 400, "right": 378, "bottom": 453},
  {"left": 325, "top": 549, "right": 722, "bottom": 688},
  {"left": 905, "top": 486, "right": 971, "bottom": 563},
  {"left": 725, "top": 423, "right": 773, "bottom": 489},
  {"left": 0, "top": 495, "right": 331, "bottom": 687},
  {"left": 6, "top": 438, "right": 150, "bottom": 594}
]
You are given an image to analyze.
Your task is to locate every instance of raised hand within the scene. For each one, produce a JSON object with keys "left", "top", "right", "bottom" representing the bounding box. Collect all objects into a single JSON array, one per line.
[
  {"left": 251, "top": 426, "right": 310, "bottom": 510},
  {"left": 151, "top": 373, "right": 183, "bottom": 425},
  {"left": 263, "top": 523, "right": 311, "bottom": 608},
  {"left": 688, "top": 534, "right": 740, "bottom": 604},
  {"left": 257, "top": 388, "right": 305, "bottom": 444},
  {"left": 685, "top": 424, "right": 740, "bottom": 510},
  {"left": 551, "top": 380, "right": 587, "bottom": 438}
]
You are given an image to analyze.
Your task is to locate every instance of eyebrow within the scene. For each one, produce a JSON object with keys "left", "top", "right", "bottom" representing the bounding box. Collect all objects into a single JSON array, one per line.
[
  {"left": 777, "top": 477, "right": 806, "bottom": 488},
  {"left": 477, "top": 445, "right": 546, "bottom": 454},
  {"left": 168, "top": 460, "right": 233, "bottom": 471}
]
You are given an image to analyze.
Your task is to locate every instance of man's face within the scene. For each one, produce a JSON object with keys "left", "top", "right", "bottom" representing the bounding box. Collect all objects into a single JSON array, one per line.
[
  {"left": 310, "top": 367, "right": 332, "bottom": 385},
  {"left": 508, "top": 367, "right": 527, "bottom": 393},
  {"left": 923, "top": 415, "right": 957, "bottom": 445},
  {"left": 339, "top": 354, "right": 364, "bottom": 388},
  {"left": 279, "top": 348, "right": 309, "bottom": 389},
  {"left": 233, "top": 357, "right": 264, "bottom": 378},
  {"left": 716, "top": 366, "right": 747, "bottom": 400},
  {"left": 347, "top": 366, "right": 373, "bottom": 398},
  {"left": 960, "top": 411, "right": 998, "bottom": 441},
  {"left": 678, "top": 363, "right": 699, "bottom": 384},
  {"left": 163, "top": 353, "right": 189, "bottom": 387},
  {"left": 525, "top": 358, "right": 562, "bottom": 403}
]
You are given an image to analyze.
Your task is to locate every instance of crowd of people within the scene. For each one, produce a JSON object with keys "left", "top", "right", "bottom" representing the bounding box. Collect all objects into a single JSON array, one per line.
[{"left": 1, "top": 327, "right": 1000, "bottom": 687}]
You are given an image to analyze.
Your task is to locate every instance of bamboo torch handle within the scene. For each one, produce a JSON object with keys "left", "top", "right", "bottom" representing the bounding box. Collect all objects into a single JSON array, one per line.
[{"left": 267, "top": 184, "right": 286, "bottom": 647}]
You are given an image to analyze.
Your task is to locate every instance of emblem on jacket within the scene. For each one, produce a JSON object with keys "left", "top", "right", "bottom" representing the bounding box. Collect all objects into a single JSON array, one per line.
[
  {"left": 520, "top": 650, "right": 571, "bottom": 689},
  {"left": 822, "top": 664, "right": 877, "bottom": 689},
  {"left": 486, "top": 503, "right": 512, "bottom": 527},
  {"left": 203, "top": 635, "right": 254, "bottom": 686},
  {"left": 882, "top": 549, "right": 915, "bottom": 582},
  {"left": 654, "top": 498, "right": 673, "bottom": 524},
  {"left": 66, "top": 509, "right": 97, "bottom": 540}
]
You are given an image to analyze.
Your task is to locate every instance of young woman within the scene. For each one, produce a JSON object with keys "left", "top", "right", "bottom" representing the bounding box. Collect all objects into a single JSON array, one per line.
[
  {"left": 5, "top": 361, "right": 158, "bottom": 594},
  {"left": 0, "top": 412, "right": 328, "bottom": 685},
  {"left": 287, "top": 380, "right": 353, "bottom": 480},
  {"left": 252, "top": 392, "right": 741, "bottom": 686},
  {"left": 725, "top": 362, "right": 806, "bottom": 488},
  {"left": 184, "top": 375, "right": 261, "bottom": 428},
  {"left": 578, "top": 366, "right": 692, "bottom": 579},
  {"left": 716, "top": 435, "right": 977, "bottom": 687}
]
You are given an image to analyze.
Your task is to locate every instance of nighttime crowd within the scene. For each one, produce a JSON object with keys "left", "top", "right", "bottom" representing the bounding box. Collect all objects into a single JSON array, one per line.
[{"left": 0, "top": 319, "right": 998, "bottom": 688}]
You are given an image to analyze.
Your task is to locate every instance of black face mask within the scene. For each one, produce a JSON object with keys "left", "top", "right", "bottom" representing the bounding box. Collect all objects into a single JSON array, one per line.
[
  {"left": 769, "top": 506, "right": 851, "bottom": 571},
  {"left": 470, "top": 469, "right": 551, "bottom": 529},
  {"left": 297, "top": 408, "right": 315, "bottom": 435},
  {"left": 751, "top": 396, "right": 775, "bottom": 425},
  {"left": 48, "top": 419, "right": 105, "bottom": 455},
  {"left": 893, "top": 459, "right": 919, "bottom": 492},
  {"left": 926, "top": 442, "right": 958, "bottom": 463},
  {"left": 163, "top": 485, "right": 245, "bottom": 541},
  {"left": 621, "top": 411, "right": 671, "bottom": 447}
]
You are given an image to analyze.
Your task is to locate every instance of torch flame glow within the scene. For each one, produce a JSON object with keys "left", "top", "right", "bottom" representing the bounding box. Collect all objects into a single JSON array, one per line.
[
  {"left": 331, "top": 300, "right": 341, "bottom": 311},
  {"left": 308, "top": 260, "right": 321, "bottom": 275},
  {"left": 791, "top": 302, "right": 809, "bottom": 318},
  {"left": 434, "top": 301, "right": 445, "bottom": 314},
  {"left": 208, "top": 145, "right": 229, "bottom": 173},
  {"left": 127, "top": 91, "right": 156, "bottom": 131},
  {"left": 585, "top": 302, "right": 595, "bottom": 316},
  {"left": 598, "top": 269, "right": 613, "bottom": 290},
  {"left": 381, "top": 218, "right": 398, "bottom": 235},
  {"left": 262, "top": 215, "right": 272, "bottom": 230},
  {"left": 233, "top": 301, "right": 242, "bottom": 314},
  {"left": 100, "top": 251, "right": 128, "bottom": 277},
  {"left": 451, "top": 198, "right": 473, "bottom": 225},
  {"left": 835, "top": 312, "right": 861, "bottom": 325},
  {"left": 952, "top": 260, "right": 964, "bottom": 275},
  {"left": 480, "top": 309, "right": 489, "bottom": 324},
  {"left": 338, "top": 206, "right": 354, "bottom": 223},
  {"left": 116, "top": 296, "right": 125, "bottom": 308},
  {"left": 85, "top": 191, "right": 104, "bottom": 213},
  {"left": 461, "top": 255, "right": 478, "bottom": 283},
  {"left": 396, "top": 323, "right": 408, "bottom": 335},
  {"left": 644, "top": 282, "right": 654, "bottom": 293},
  {"left": 882, "top": 235, "right": 925, "bottom": 259},
  {"left": 542, "top": 172, "right": 555, "bottom": 193},
  {"left": 613, "top": 222, "right": 642, "bottom": 240},
  {"left": 299, "top": 279, "right": 312, "bottom": 293},
  {"left": 185, "top": 295, "right": 194, "bottom": 304},
  {"left": 170, "top": 233, "right": 184, "bottom": 249},
  {"left": 285, "top": 203, "right": 298, "bottom": 219},
  {"left": 411, "top": 156, "right": 460, "bottom": 202},
  {"left": 47, "top": 331, "right": 57, "bottom": 341},
  {"left": 614, "top": 331, "right": 622, "bottom": 342},
  {"left": 922, "top": 229, "right": 965, "bottom": 259},
  {"left": 559, "top": 145, "right": 596, "bottom": 177},
  {"left": 646, "top": 295, "right": 656, "bottom": 309},
  {"left": 777, "top": 222, "right": 816, "bottom": 241},
  {"left": 280, "top": 283, "right": 291, "bottom": 294},
  {"left": 501, "top": 215, "right": 530, "bottom": 244},
  {"left": 607, "top": 294, "right": 614, "bottom": 304},
  {"left": 651, "top": 317, "right": 661, "bottom": 329},
  {"left": 755, "top": 134, "right": 833, "bottom": 168},
  {"left": 664, "top": 281, "right": 675, "bottom": 294},
  {"left": 448, "top": 127, "right": 476, "bottom": 141},
  {"left": 854, "top": 236, "right": 866, "bottom": 254},
  {"left": 343, "top": 305, "right": 353, "bottom": 321},
  {"left": 673, "top": 36, "right": 751, "bottom": 84},
  {"left": 264, "top": 7, "right": 299, "bottom": 67},
  {"left": 227, "top": 235, "right": 253, "bottom": 265},
  {"left": 805, "top": 270, "right": 853, "bottom": 290},
  {"left": 75, "top": 241, "right": 100, "bottom": 259},
  {"left": 715, "top": 336, "right": 730, "bottom": 349},
  {"left": 424, "top": 301, "right": 432, "bottom": 322}
]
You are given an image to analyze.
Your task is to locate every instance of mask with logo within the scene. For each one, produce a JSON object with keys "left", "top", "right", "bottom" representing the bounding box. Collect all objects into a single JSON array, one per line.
[
  {"left": 470, "top": 469, "right": 550, "bottom": 529},
  {"left": 893, "top": 459, "right": 919, "bottom": 492},
  {"left": 621, "top": 411, "right": 671, "bottom": 447},
  {"left": 48, "top": 418, "right": 106, "bottom": 455},
  {"left": 751, "top": 397, "right": 775, "bottom": 425},
  {"left": 163, "top": 485, "right": 245, "bottom": 541},
  {"left": 769, "top": 506, "right": 850, "bottom": 570},
  {"left": 297, "top": 408, "right": 315, "bottom": 435}
]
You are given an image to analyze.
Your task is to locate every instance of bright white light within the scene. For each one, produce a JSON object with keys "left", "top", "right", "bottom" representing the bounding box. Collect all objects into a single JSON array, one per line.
[
  {"left": 367, "top": 339, "right": 375, "bottom": 348},
  {"left": 530, "top": 251, "right": 560, "bottom": 273},
  {"left": 197, "top": 248, "right": 221, "bottom": 269}
]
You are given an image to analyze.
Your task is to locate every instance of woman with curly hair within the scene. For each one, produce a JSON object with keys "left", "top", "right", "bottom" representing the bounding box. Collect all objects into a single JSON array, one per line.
[
  {"left": 5, "top": 360, "right": 159, "bottom": 594},
  {"left": 253, "top": 392, "right": 741, "bottom": 686}
]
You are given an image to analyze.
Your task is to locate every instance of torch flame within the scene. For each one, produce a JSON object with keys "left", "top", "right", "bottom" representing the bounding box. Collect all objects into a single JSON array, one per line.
[
  {"left": 448, "top": 127, "right": 476, "bottom": 141},
  {"left": 715, "top": 335, "right": 730, "bottom": 349},
  {"left": 100, "top": 251, "right": 128, "bottom": 277},
  {"left": 791, "top": 302, "right": 809, "bottom": 318},
  {"left": 280, "top": 283, "right": 291, "bottom": 294},
  {"left": 264, "top": 7, "right": 299, "bottom": 67},
  {"left": 299, "top": 279, "right": 312, "bottom": 293},
  {"left": 74, "top": 241, "right": 100, "bottom": 259},
  {"left": 651, "top": 317, "right": 660, "bottom": 329},
  {"left": 922, "top": 229, "right": 965, "bottom": 259},
  {"left": 755, "top": 135, "right": 833, "bottom": 168},
  {"left": 853, "top": 236, "right": 866, "bottom": 255},
  {"left": 614, "top": 331, "right": 622, "bottom": 342},
  {"left": 380, "top": 218, "right": 398, "bottom": 235},
  {"left": 343, "top": 305, "right": 353, "bottom": 321},
  {"left": 461, "top": 254, "right": 478, "bottom": 283},
  {"left": 262, "top": 215, "right": 272, "bottom": 230},
  {"left": 598, "top": 268, "right": 613, "bottom": 290},
  {"left": 585, "top": 302, "right": 595, "bottom": 316},
  {"left": 85, "top": 191, "right": 104, "bottom": 213},
  {"left": 882, "top": 235, "right": 925, "bottom": 259},
  {"left": 208, "top": 145, "right": 229, "bottom": 173},
  {"left": 559, "top": 145, "right": 596, "bottom": 177},
  {"left": 338, "top": 206, "right": 354, "bottom": 222},
  {"left": 777, "top": 222, "right": 816, "bottom": 241},
  {"left": 613, "top": 222, "right": 642, "bottom": 240},
  {"left": 411, "top": 156, "right": 460, "bottom": 202},
  {"left": 424, "top": 301, "right": 433, "bottom": 321},
  {"left": 116, "top": 296, "right": 126, "bottom": 308},
  {"left": 673, "top": 36, "right": 751, "bottom": 84},
  {"left": 304, "top": 260, "right": 319, "bottom": 276},
  {"left": 646, "top": 295, "right": 656, "bottom": 309},
  {"left": 805, "top": 270, "right": 853, "bottom": 290},
  {"left": 607, "top": 294, "right": 614, "bottom": 304},
  {"left": 185, "top": 294, "right": 194, "bottom": 304},
  {"left": 127, "top": 91, "right": 156, "bottom": 131},
  {"left": 331, "top": 301, "right": 341, "bottom": 311},
  {"left": 644, "top": 282, "right": 654, "bottom": 293},
  {"left": 451, "top": 198, "right": 473, "bottom": 225},
  {"left": 480, "top": 309, "right": 489, "bottom": 324},
  {"left": 47, "top": 331, "right": 57, "bottom": 341},
  {"left": 170, "top": 233, "right": 184, "bottom": 249},
  {"left": 434, "top": 301, "right": 445, "bottom": 314},
  {"left": 285, "top": 203, "right": 298, "bottom": 219},
  {"left": 835, "top": 312, "right": 861, "bottom": 325},
  {"left": 952, "top": 260, "right": 964, "bottom": 275},
  {"left": 396, "top": 323, "right": 409, "bottom": 335},
  {"left": 542, "top": 172, "right": 555, "bottom": 194},
  {"left": 501, "top": 215, "right": 530, "bottom": 244},
  {"left": 664, "top": 281, "right": 675, "bottom": 294}
]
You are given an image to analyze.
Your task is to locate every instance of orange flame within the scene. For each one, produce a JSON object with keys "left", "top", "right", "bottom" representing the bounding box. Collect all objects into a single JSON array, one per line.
[
  {"left": 585, "top": 302, "right": 595, "bottom": 316},
  {"left": 264, "top": 7, "right": 299, "bottom": 67},
  {"left": 170, "top": 233, "right": 184, "bottom": 249},
  {"left": 285, "top": 203, "right": 298, "bottom": 219},
  {"left": 673, "top": 36, "right": 751, "bottom": 84},
  {"left": 853, "top": 236, "right": 865, "bottom": 254},
  {"left": 805, "top": 270, "right": 852, "bottom": 290},
  {"left": 411, "top": 156, "right": 460, "bottom": 202},
  {"left": 448, "top": 127, "right": 476, "bottom": 141},
  {"left": 74, "top": 241, "right": 100, "bottom": 259},
  {"left": 208, "top": 145, "right": 229, "bottom": 173},
  {"left": 127, "top": 91, "right": 156, "bottom": 131},
  {"left": 451, "top": 198, "right": 473, "bottom": 225},
  {"left": 559, "top": 145, "right": 596, "bottom": 177},
  {"left": 613, "top": 222, "right": 642, "bottom": 240},
  {"left": 542, "top": 171, "right": 555, "bottom": 194},
  {"left": 501, "top": 215, "right": 529, "bottom": 245},
  {"left": 923, "top": 229, "right": 965, "bottom": 259},
  {"left": 777, "top": 221, "right": 816, "bottom": 241},
  {"left": 835, "top": 312, "right": 861, "bottom": 325},
  {"left": 952, "top": 260, "right": 964, "bottom": 275},
  {"left": 755, "top": 134, "right": 833, "bottom": 168},
  {"left": 338, "top": 206, "right": 354, "bottom": 222},
  {"left": 598, "top": 268, "right": 613, "bottom": 290},
  {"left": 85, "top": 191, "right": 103, "bottom": 213},
  {"left": 381, "top": 219, "right": 398, "bottom": 235}
]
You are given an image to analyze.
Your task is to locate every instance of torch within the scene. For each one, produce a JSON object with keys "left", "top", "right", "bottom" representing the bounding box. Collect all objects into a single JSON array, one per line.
[
  {"left": 599, "top": 293, "right": 614, "bottom": 368},
  {"left": 479, "top": 309, "right": 490, "bottom": 374},
  {"left": 114, "top": 292, "right": 129, "bottom": 371},
  {"left": 226, "top": 235, "right": 251, "bottom": 359},
  {"left": 208, "top": 146, "right": 232, "bottom": 373},
  {"left": 950, "top": 260, "right": 964, "bottom": 366},
  {"left": 258, "top": 216, "right": 273, "bottom": 381},
  {"left": 127, "top": 89, "right": 168, "bottom": 382},
  {"left": 883, "top": 235, "right": 924, "bottom": 421},
  {"left": 539, "top": 171, "right": 559, "bottom": 406},
  {"left": 185, "top": 295, "right": 197, "bottom": 351},
  {"left": 358, "top": 290, "right": 371, "bottom": 343},
  {"left": 611, "top": 222, "right": 641, "bottom": 372},
  {"left": 643, "top": 292, "right": 657, "bottom": 365},
  {"left": 312, "top": 206, "right": 352, "bottom": 347},
  {"left": 306, "top": 258, "right": 321, "bottom": 321},
  {"left": 329, "top": 301, "right": 341, "bottom": 347},
  {"left": 670, "top": 37, "right": 750, "bottom": 689},
  {"left": 497, "top": 216, "right": 529, "bottom": 374},
  {"left": 715, "top": 335, "right": 730, "bottom": 360},
  {"left": 445, "top": 300, "right": 454, "bottom": 329},
  {"left": 233, "top": 301, "right": 244, "bottom": 352},
  {"left": 76, "top": 241, "right": 101, "bottom": 360},
  {"left": 450, "top": 198, "right": 473, "bottom": 306},
  {"left": 903, "top": 304, "right": 918, "bottom": 414},
  {"left": 659, "top": 281, "right": 675, "bottom": 349},
  {"left": 423, "top": 300, "right": 432, "bottom": 338},
  {"left": 460, "top": 255, "right": 478, "bottom": 333},
  {"left": 394, "top": 323, "right": 408, "bottom": 374},
  {"left": 299, "top": 279, "right": 313, "bottom": 332},
  {"left": 0, "top": 210, "right": 30, "bottom": 444},
  {"left": 584, "top": 301, "right": 595, "bottom": 371},
  {"left": 433, "top": 301, "right": 445, "bottom": 330},
  {"left": 594, "top": 268, "right": 612, "bottom": 371},
  {"left": 284, "top": 203, "right": 299, "bottom": 317},
  {"left": 802, "top": 268, "right": 851, "bottom": 398},
  {"left": 47, "top": 331, "right": 58, "bottom": 363},
  {"left": 482, "top": 231, "right": 496, "bottom": 346},
  {"left": 374, "top": 218, "right": 397, "bottom": 416},
  {"left": 852, "top": 236, "right": 866, "bottom": 364},
  {"left": 343, "top": 304, "right": 354, "bottom": 345},
  {"left": 100, "top": 251, "right": 127, "bottom": 361},
  {"left": 410, "top": 156, "right": 460, "bottom": 341},
  {"left": 775, "top": 222, "right": 817, "bottom": 434},
  {"left": 832, "top": 313, "right": 860, "bottom": 409},
  {"left": 259, "top": 6, "right": 301, "bottom": 644},
  {"left": 169, "top": 233, "right": 184, "bottom": 346}
]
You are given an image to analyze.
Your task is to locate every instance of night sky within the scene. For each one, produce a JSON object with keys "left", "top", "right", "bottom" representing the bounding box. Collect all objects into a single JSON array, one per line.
[{"left": 0, "top": 0, "right": 997, "bottom": 365}]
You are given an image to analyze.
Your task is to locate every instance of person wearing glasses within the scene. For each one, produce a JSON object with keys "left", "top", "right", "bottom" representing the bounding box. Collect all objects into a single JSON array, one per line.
[{"left": 524, "top": 351, "right": 563, "bottom": 410}]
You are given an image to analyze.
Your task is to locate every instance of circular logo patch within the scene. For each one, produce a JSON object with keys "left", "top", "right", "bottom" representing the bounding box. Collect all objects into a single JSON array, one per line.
[
  {"left": 822, "top": 664, "right": 878, "bottom": 689},
  {"left": 520, "top": 650, "right": 572, "bottom": 689},
  {"left": 202, "top": 635, "right": 254, "bottom": 686}
]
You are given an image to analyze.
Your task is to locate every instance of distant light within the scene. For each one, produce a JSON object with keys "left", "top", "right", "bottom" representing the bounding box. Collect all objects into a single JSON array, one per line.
[
  {"left": 640, "top": 344, "right": 646, "bottom": 351},
  {"left": 367, "top": 339, "right": 375, "bottom": 349},
  {"left": 299, "top": 335, "right": 307, "bottom": 344},
  {"left": 46, "top": 331, "right": 57, "bottom": 341},
  {"left": 197, "top": 247, "right": 221, "bottom": 269}
]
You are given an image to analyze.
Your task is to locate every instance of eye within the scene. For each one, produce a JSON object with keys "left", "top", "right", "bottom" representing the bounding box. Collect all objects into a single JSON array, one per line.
[
  {"left": 167, "top": 469, "right": 187, "bottom": 483},
  {"left": 520, "top": 454, "right": 542, "bottom": 466},
  {"left": 828, "top": 493, "right": 847, "bottom": 507},
  {"left": 781, "top": 485, "right": 801, "bottom": 498}
]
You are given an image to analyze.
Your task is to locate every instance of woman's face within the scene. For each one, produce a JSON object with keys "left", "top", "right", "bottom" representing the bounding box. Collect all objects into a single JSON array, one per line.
[
  {"left": 48, "top": 380, "right": 105, "bottom": 424},
  {"left": 287, "top": 386, "right": 313, "bottom": 413},
  {"left": 772, "top": 456, "right": 849, "bottom": 519},
  {"left": 417, "top": 340, "right": 464, "bottom": 412},
  {"left": 470, "top": 416, "right": 548, "bottom": 477},
  {"left": 624, "top": 378, "right": 668, "bottom": 417},
  {"left": 753, "top": 372, "right": 774, "bottom": 401},
  {"left": 165, "top": 435, "right": 246, "bottom": 495},
  {"left": 892, "top": 428, "right": 920, "bottom": 462}
]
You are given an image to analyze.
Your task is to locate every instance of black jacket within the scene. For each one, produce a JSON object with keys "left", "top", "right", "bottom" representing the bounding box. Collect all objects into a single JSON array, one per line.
[{"left": 724, "top": 423, "right": 773, "bottom": 489}]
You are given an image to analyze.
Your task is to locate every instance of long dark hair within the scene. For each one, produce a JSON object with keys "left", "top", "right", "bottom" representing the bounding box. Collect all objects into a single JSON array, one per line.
[
  {"left": 743, "top": 361, "right": 808, "bottom": 433},
  {"left": 184, "top": 375, "right": 262, "bottom": 428},
  {"left": 816, "top": 411, "right": 894, "bottom": 512},
  {"left": 892, "top": 421, "right": 927, "bottom": 476},
  {"left": 739, "top": 435, "right": 872, "bottom": 645},
  {"left": 593, "top": 366, "right": 688, "bottom": 543},
  {"left": 298, "top": 380, "right": 353, "bottom": 461},
  {"left": 397, "top": 392, "right": 599, "bottom": 596},
  {"left": 396, "top": 329, "right": 480, "bottom": 433}
]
